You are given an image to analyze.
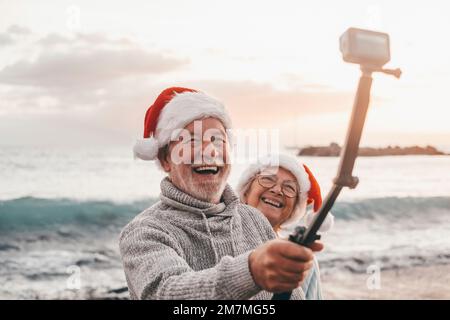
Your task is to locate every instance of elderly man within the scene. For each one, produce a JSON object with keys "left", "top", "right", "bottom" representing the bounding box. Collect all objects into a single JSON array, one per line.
[{"left": 119, "top": 87, "right": 323, "bottom": 299}]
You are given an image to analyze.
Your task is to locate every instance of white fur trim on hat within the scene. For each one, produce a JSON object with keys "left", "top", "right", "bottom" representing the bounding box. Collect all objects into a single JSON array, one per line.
[
  {"left": 133, "top": 137, "right": 159, "bottom": 160},
  {"left": 134, "top": 91, "right": 232, "bottom": 162}
]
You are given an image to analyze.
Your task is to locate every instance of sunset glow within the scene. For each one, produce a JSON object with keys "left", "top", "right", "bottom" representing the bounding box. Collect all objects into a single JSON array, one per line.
[{"left": 1, "top": 0, "right": 449, "bottom": 149}]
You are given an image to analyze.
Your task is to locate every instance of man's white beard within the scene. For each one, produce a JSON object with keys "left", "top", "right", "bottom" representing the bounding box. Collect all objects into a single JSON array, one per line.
[
  {"left": 169, "top": 167, "right": 229, "bottom": 203},
  {"left": 189, "top": 179, "right": 227, "bottom": 203}
]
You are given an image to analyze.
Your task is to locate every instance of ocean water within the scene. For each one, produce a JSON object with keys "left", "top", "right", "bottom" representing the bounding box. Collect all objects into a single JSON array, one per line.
[{"left": 1, "top": 146, "right": 450, "bottom": 299}]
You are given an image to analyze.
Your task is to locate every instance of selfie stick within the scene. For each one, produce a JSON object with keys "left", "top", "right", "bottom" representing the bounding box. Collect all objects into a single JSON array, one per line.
[{"left": 272, "top": 30, "right": 401, "bottom": 300}]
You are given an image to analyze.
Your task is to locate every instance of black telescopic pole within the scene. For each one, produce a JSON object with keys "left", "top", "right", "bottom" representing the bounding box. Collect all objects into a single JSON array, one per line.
[{"left": 272, "top": 68, "right": 374, "bottom": 300}]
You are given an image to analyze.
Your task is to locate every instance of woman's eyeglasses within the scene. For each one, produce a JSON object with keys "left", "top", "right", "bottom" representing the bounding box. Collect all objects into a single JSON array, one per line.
[{"left": 256, "top": 175, "right": 298, "bottom": 198}]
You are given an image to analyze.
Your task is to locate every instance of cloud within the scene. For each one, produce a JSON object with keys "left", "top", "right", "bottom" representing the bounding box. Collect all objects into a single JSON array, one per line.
[
  {"left": 0, "top": 33, "right": 14, "bottom": 46},
  {"left": 0, "top": 32, "right": 189, "bottom": 88},
  {"left": 190, "top": 80, "right": 354, "bottom": 126},
  {"left": 37, "top": 32, "right": 133, "bottom": 47},
  {"left": 55, "top": 79, "right": 357, "bottom": 147},
  {"left": 0, "top": 29, "right": 352, "bottom": 123},
  {"left": 0, "top": 25, "right": 32, "bottom": 47},
  {"left": 36, "top": 33, "right": 70, "bottom": 46},
  {"left": 0, "top": 49, "right": 188, "bottom": 88},
  {"left": 0, "top": 30, "right": 190, "bottom": 128},
  {"left": 0, "top": 29, "right": 357, "bottom": 147},
  {"left": 7, "top": 25, "right": 32, "bottom": 35}
]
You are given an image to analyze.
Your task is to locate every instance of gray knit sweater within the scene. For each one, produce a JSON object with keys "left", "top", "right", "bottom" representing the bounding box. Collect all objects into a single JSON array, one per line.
[{"left": 119, "top": 177, "right": 305, "bottom": 300}]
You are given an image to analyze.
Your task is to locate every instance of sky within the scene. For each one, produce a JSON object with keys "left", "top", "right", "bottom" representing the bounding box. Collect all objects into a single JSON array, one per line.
[{"left": 0, "top": 0, "right": 449, "bottom": 149}]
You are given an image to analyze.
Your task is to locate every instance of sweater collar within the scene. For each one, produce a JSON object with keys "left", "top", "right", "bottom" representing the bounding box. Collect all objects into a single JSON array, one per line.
[{"left": 159, "top": 177, "right": 239, "bottom": 216}]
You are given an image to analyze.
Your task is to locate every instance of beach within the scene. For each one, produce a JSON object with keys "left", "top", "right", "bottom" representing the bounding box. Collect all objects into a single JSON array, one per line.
[{"left": 322, "top": 264, "right": 450, "bottom": 299}]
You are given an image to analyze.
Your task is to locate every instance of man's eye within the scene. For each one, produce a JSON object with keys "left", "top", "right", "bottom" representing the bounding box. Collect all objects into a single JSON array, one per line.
[
  {"left": 211, "top": 136, "right": 225, "bottom": 143},
  {"left": 180, "top": 137, "right": 198, "bottom": 144}
]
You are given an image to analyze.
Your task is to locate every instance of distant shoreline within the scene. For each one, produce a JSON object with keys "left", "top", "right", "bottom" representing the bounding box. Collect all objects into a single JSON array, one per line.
[{"left": 294, "top": 143, "right": 449, "bottom": 157}]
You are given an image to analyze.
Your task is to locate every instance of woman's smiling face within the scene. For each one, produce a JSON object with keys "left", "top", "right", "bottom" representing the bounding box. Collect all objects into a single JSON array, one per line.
[{"left": 244, "top": 167, "right": 298, "bottom": 230}]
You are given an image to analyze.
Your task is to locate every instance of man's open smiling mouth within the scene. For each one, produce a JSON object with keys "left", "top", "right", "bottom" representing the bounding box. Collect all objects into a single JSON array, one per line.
[{"left": 192, "top": 165, "right": 221, "bottom": 175}]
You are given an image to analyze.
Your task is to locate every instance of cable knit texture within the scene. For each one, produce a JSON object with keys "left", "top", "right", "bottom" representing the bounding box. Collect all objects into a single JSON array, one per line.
[{"left": 119, "top": 177, "right": 306, "bottom": 300}]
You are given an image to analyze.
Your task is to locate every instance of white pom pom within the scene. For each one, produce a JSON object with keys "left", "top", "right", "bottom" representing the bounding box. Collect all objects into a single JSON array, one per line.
[
  {"left": 305, "top": 211, "right": 335, "bottom": 233},
  {"left": 133, "top": 137, "right": 159, "bottom": 160}
]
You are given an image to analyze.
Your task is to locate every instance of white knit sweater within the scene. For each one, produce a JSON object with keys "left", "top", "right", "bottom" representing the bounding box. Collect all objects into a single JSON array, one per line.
[{"left": 119, "top": 177, "right": 306, "bottom": 300}]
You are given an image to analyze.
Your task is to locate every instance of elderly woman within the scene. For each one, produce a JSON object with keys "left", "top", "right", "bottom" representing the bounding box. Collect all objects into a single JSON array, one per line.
[{"left": 236, "top": 154, "right": 334, "bottom": 300}]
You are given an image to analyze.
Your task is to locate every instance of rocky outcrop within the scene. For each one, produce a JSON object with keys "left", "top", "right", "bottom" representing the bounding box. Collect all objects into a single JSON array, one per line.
[{"left": 298, "top": 143, "right": 447, "bottom": 157}]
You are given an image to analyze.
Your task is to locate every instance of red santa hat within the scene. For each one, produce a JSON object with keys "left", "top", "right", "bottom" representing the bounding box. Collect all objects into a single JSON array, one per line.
[
  {"left": 133, "top": 87, "right": 232, "bottom": 163},
  {"left": 235, "top": 154, "right": 334, "bottom": 233}
]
